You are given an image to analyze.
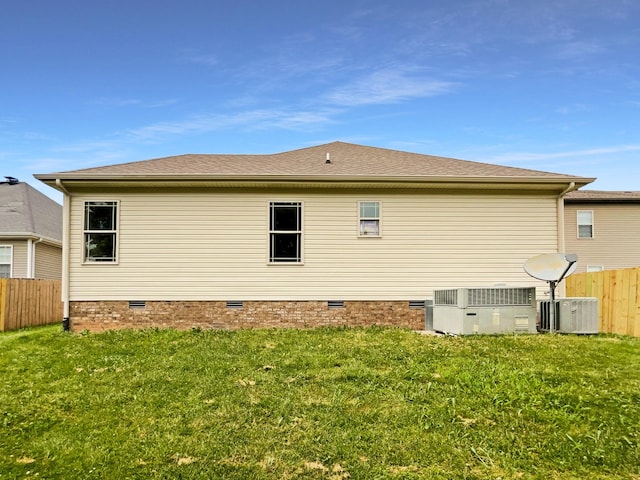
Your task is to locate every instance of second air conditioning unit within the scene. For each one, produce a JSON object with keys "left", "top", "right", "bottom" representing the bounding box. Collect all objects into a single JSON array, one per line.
[
  {"left": 432, "top": 287, "right": 537, "bottom": 335},
  {"left": 539, "top": 297, "right": 599, "bottom": 334}
]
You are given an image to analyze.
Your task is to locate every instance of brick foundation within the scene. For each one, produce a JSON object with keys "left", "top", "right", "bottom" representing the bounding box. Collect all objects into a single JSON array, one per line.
[{"left": 69, "top": 300, "right": 426, "bottom": 332}]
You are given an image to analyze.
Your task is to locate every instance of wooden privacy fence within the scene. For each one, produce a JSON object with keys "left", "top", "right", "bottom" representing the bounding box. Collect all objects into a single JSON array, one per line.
[
  {"left": 565, "top": 267, "right": 640, "bottom": 337},
  {"left": 0, "top": 279, "right": 63, "bottom": 332}
]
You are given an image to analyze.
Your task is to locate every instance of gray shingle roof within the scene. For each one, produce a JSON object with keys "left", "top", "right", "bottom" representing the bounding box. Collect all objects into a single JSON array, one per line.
[
  {"left": 0, "top": 182, "right": 62, "bottom": 242},
  {"left": 36, "top": 141, "right": 594, "bottom": 185},
  {"left": 564, "top": 189, "right": 640, "bottom": 203}
]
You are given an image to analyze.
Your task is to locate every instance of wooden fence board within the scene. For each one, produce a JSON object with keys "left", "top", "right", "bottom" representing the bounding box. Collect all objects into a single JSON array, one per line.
[
  {"left": 0, "top": 279, "right": 6, "bottom": 331},
  {"left": 629, "top": 268, "right": 640, "bottom": 337},
  {"left": 0, "top": 279, "right": 62, "bottom": 332},
  {"left": 566, "top": 267, "right": 640, "bottom": 337}
]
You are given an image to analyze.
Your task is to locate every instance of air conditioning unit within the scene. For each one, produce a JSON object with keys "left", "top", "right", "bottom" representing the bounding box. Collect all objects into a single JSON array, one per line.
[
  {"left": 432, "top": 287, "right": 537, "bottom": 335},
  {"left": 539, "top": 298, "right": 599, "bottom": 334}
]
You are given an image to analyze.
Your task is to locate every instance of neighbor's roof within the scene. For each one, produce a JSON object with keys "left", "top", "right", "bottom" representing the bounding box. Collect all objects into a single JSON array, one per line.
[
  {"left": 564, "top": 189, "right": 640, "bottom": 203},
  {"left": 35, "top": 141, "right": 594, "bottom": 187},
  {"left": 0, "top": 182, "right": 62, "bottom": 242}
]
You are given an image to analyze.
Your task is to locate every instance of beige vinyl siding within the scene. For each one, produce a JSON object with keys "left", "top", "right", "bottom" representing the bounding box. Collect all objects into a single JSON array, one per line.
[
  {"left": 34, "top": 242, "right": 62, "bottom": 280},
  {"left": 0, "top": 241, "right": 27, "bottom": 278},
  {"left": 68, "top": 189, "right": 558, "bottom": 301},
  {"left": 565, "top": 203, "right": 640, "bottom": 272}
]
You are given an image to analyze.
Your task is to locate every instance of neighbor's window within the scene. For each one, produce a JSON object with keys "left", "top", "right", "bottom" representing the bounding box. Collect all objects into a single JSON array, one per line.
[
  {"left": 577, "top": 210, "right": 594, "bottom": 238},
  {"left": 358, "top": 201, "right": 381, "bottom": 236},
  {"left": 84, "top": 201, "right": 118, "bottom": 262},
  {"left": 269, "top": 202, "right": 302, "bottom": 263},
  {"left": 586, "top": 265, "right": 604, "bottom": 272},
  {"left": 0, "top": 245, "right": 12, "bottom": 278}
]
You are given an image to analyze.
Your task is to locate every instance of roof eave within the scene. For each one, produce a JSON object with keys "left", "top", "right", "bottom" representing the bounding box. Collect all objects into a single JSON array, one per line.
[
  {"left": 36, "top": 173, "right": 596, "bottom": 191},
  {"left": 0, "top": 233, "right": 62, "bottom": 246},
  {"left": 564, "top": 198, "right": 640, "bottom": 204}
]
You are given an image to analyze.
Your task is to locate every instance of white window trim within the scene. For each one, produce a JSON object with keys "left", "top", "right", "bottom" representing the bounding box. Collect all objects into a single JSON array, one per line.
[
  {"left": 0, "top": 245, "right": 13, "bottom": 278},
  {"left": 358, "top": 200, "right": 382, "bottom": 238},
  {"left": 577, "top": 210, "right": 594, "bottom": 239},
  {"left": 82, "top": 200, "right": 120, "bottom": 264},
  {"left": 267, "top": 201, "right": 304, "bottom": 265}
]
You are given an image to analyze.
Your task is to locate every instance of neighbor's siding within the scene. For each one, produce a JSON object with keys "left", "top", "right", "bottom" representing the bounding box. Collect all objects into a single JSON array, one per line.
[
  {"left": 564, "top": 203, "right": 640, "bottom": 273},
  {"left": 68, "top": 189, "right": 558, "bottom": 301},
  {"left": 34, "top": 242, "right": 62, "bottom": 280},
  {"left": 0, "top": 240, "right": 28, "bottom": 278}
]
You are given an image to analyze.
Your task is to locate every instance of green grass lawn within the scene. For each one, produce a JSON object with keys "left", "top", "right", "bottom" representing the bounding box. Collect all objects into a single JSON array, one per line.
[{"left": 1, "top": 326, "right": 639, "bottom": 479}]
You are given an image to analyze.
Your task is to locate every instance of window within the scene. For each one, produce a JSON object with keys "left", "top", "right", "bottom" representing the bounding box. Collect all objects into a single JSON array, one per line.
[
  {"left": 84, "top": 201, "right": 118, "bottom": 262},
  {"left": 577, "top": 210, "right": 594, "bottom": 238},
  {"left": 586, "top": 265, "right": 604, "bottom": 272},
  {"left": 269, "top": 202, "right": 302, "bottom": 263},
  {"left": 358, "top": 201, "right": 381, "bottom": 236},
  {"left": 0, "top": 245, "right": 12, "bottom": 278}
]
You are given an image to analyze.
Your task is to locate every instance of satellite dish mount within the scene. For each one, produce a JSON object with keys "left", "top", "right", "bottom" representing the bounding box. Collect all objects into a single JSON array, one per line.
[{"left": 523, "top": 253, "right": 578, "bottom": 333}]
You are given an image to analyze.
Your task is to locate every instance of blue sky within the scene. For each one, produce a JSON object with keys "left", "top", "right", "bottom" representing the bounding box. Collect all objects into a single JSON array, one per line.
[{"left": 2, "top": 0, "right": 639, "bottom": 203}]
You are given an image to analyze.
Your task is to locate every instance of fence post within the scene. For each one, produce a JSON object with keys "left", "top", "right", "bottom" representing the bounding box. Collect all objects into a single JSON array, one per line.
[{"left": 0, "top": 278, "right": 6, "bottom": 332}]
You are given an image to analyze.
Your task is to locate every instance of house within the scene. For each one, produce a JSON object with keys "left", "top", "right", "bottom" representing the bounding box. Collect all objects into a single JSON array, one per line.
[
  {"left": 564, "top": 190, "right": 640, "bottom": 273},
  {"left": 34, "top": 141, "right": 594, "bottom": 332},
  {"left": 0, "top": 178, "right": 62, "bottom": 280}
]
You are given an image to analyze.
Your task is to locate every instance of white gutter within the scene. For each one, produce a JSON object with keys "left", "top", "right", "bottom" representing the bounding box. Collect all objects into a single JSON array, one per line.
[
  {"left": 0, "top": 233, "right": 61, "bottom": 246},
  {"left": 56, "top": 179, "right": 71, "bottom": 331},
  {"left": 37, "top": 173, "right": 596, "bottom": 185}
]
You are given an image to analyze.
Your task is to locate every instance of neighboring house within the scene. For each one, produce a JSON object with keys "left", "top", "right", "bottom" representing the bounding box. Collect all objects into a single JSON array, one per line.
[
  {"left": 0, "top": 178, "right": 63, "bottom": 279},
  {"left": 35, "top": 141, "right": 594, "bottom": 332},
  {"left": 564, "top": 190, "right": 640, "bottom": 273}
]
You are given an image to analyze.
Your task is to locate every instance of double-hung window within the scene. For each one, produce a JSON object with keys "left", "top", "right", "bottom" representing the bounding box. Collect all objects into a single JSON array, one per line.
[
  {"left": 577, "top": 210, "right": 594, "bottom": 239},
  {"left": 84, "top": 201, "right": 118, "bottom": 262},
  {"left": 358, "top": 201, "right": 381, "bottom": 236},
  {"left": 269, "top": 202, "right": 302, "bottom": 263},
  {"left": 0, "top": 245, "right": 12, "bottom": 278}
]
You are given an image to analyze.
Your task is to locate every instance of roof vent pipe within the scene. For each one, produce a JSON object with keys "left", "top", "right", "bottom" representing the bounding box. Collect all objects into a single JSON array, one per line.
[{"left": 325, "top": 153, "right": 331, "bottom": 164}]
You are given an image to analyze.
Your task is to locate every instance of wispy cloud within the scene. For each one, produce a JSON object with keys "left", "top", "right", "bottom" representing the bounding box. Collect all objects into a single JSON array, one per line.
[
  {"left": 121, "top": 109, "right": 338, "bottom": 143},
  {"left": 53, "top": 140, "right": 127, "bottom": 154},
  {"left": 555, "top": 103, "right": 590, "bottom": 115},
  {"left": 89, "top": 97, "right": 178, "bottom": 108},
  {"left": 179, "top": 50, "right": 219, "bottom": 67},
  {"left": 484, "top": 145, "right": 640, "bottom": 163},
  {"left": 326, "top": 69, "right": 457, "bottom": 106},
  {"left": 555, "top": 40, "right": 605, "bottom": 60}
]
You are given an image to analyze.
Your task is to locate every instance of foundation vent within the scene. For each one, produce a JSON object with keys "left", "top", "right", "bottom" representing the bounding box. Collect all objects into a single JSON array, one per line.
[
  {"left": 129, "top": 300, "right": 146, "bottom": 309},
  {"left": 226, "top": 301, "right": 244, "bottom": 309},
  {"left": 328, "top": 301, "right": 344, "bottom": 308}
]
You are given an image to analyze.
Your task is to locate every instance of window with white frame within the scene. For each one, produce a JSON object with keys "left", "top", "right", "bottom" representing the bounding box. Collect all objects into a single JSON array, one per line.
[
  {"left": 586, "top": 265, "right": 604, "bottom": 272},
  {"left": 0, "top": 245, "right": 12, "bottom": 278},
  {"left": 577, "top": 210, "right": 594, "bottom": 238},
  {"left": 358, "top": 201, "right": 381, "bottom": 236},
  {"left": 84, "top": 201, "right": 118, "bottom": 262},
  {"left": 269, "top": 202, "right": 302, "bottom": 263}
]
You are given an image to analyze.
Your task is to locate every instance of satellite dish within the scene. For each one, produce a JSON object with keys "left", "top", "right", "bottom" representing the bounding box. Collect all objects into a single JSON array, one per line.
[
  {"left": 524, "top": 253, "right": 578, "bottom": 282},
  {"left": 524, "top": 253, "right": 578, "bottom": 333}
]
